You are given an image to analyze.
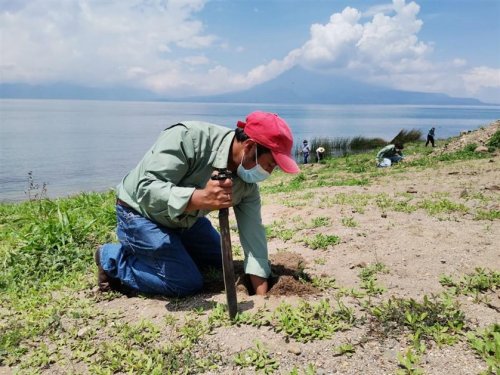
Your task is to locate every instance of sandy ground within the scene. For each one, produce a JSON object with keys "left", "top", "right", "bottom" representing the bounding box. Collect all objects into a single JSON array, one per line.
[{"left": 90, "top": 154, "right": 499, "bottom": 375}]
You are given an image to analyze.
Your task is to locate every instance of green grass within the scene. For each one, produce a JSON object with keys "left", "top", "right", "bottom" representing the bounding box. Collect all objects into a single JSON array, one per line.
[
  {"left": 417, "top": 198, "right": 468, "bottom": 216},
  {"left": 474, "top": 209, "right": 500, "bottom": 221},
  {"left": 303, "top": 233, "right": 341, "bottom": 250},
  {"left": 405, "top": 146, "right": 491, "bottom": 168},
  {"left": 0, "top": 191, "right": 116, "bottom": 292}
]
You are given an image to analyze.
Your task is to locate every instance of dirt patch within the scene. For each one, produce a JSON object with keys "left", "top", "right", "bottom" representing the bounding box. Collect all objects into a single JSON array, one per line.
[
  {"left": 268, "top": 253, "right": 319, "bottom": 296},
  {"left": 204, "top": 253, "right": 319, "bottom": 297}
]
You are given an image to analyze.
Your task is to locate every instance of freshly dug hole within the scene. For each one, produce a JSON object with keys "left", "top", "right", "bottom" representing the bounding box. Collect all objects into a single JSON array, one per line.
[{"left": 236, "top": 252, "right": 319, "bottom": 297}]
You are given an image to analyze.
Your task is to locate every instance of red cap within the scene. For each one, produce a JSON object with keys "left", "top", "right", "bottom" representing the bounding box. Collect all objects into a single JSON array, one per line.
[{"left": 237, "top": 111, "right": 300, "bottom": 174}]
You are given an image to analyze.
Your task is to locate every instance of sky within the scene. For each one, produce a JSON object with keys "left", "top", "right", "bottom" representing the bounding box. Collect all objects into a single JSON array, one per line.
[{"left": 1, "top": 0, "right": 499, "bottom": 103}]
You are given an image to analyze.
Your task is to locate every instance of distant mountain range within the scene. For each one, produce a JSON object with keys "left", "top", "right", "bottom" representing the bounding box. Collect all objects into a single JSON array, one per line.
[
  {"left": 0, "top": 67, "right": 484, "bottom": 105},
  {"left": 0, "top": 82, "right": 159, "bottom": 101},
  {"left": 182, "top": 67, "right": 484, "bottom": 105}
]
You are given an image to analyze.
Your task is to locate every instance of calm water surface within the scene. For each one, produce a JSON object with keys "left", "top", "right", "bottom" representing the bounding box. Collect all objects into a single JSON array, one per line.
[{"left": 1, "top": 99, "right": 499, "bottom": 201}]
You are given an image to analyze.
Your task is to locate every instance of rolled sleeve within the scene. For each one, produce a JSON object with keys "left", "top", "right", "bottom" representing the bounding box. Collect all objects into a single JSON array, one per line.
[
  {"left": 233, "top": 185, "right": 271, "bottom": 278},
  {"left": 167, "top": 186, "right": 197, "bottom": 219}
]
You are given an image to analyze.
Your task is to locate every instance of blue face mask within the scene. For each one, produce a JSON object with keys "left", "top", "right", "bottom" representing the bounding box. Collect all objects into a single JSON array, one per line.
[{"left": 237, "top": 148, "right": 270, "bottom": 183}]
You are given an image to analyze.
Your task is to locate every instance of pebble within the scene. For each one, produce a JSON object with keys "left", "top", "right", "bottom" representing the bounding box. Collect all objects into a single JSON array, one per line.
[
  {"left": 381, "top": 213, "right": 387, "bottom": 218},
  {"left": 288, "top": 344, "right": 301, "bottom": 355},
  {"left": 77, "top": 326, "right": 91, "bottom": 338}
]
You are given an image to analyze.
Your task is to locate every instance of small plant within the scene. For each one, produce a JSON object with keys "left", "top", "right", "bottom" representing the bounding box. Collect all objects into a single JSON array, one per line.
[
  {"left": 341, "top": 216, "right": 358, "bottom": 227},
  {"left": 177, "top": 316, "right": 209, "bottom": 345},
  {"left": 234, "top": 307, "right": 270, "bottom": 328},
  {"left": 439, "top": 268, "right": 499, "bottom": 301},
  {"left": 369, "top": 295, "right": 465, "bottom": 346},
  {"left": 310, "top": 276, "right": 337, "bottom": 290},
  {"left": 359, "top": 263, "right": 388, "bottom": 281},
  {"left": 334, "top": 343, "right": 356, "bottom": 357},
  {"left": 467, "top": 324, "right": 499, "bottom": 374},
  {"left": 314, "top": 258, "right": 326, "bottom": 265},
  {"left": 304, "top": 233, "right": 340, "bottom": 250},
  {"left": 233, "top": 243, "right": 243, "bottom": 258},
  {"left": 265, "top": 221, "right": 295, "bottom": 242},
  {"left": 234, "top": 341, "right": 279, "bottom": 374},
  {"left": 24, "top": 171, "right": 48, "bottom": 201},
  {"left": 396, "top": 348, "right": 423, "bottom": 375},
  {"left": 359, "top": 263, "right": 388, "bottom": 296},
  {"left": 310, "top": 216, "right": 331, "bottom": 228},
  {"left": 289, "top": 363, "right": 318, "bottom": 375}
]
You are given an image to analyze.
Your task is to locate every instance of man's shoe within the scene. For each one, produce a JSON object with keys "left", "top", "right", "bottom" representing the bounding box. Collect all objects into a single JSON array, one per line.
[{"left": 95, "top": 248, "right": 122, "bottom": 292}]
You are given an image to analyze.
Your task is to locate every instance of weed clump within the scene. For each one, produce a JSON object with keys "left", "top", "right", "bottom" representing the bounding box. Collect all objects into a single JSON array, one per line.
[
  {"left": 439, "top": 268, "right": 500, "bottom": 297},
  {"left": 369, "top": 294, "right": 465, "bottom": 346},
  {"left": 487, "top": 130, "right": 500, "bottom": 148},
  {"left": 467, "top": 324, "right": 499, "bottom": 374},
  {"left": 272, "top": 299, "right": 355, "bottom": 342}
]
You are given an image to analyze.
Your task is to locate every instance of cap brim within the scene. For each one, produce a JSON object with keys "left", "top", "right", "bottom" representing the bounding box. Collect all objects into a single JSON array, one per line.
[{"left": 272, "top": 151, "right": 300, "bottom": 174}]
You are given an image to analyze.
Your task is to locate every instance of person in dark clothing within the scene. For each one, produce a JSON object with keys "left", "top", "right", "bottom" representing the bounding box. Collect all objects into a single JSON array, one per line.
[
  {"left": 302, "top": 140, "right": 310, "bottom": 164},
  {"left": 425, "top": 127, "right": 435, "bottom": 147}
]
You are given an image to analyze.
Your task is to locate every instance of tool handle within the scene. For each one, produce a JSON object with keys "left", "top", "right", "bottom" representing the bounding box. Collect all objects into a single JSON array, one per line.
[
  {"left": 211, "top": 168, "right": 233, "bottom": 181},
  {"left": 218, "top": 208, "right": 237, "bottom": 319},
  {"left": 212, "top": 168, "right": 237, "bottom": 319}
]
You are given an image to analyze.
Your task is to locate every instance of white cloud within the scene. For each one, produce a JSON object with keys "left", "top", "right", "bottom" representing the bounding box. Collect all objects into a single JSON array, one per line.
[
  {"left": 183, "top": 55, "right": 210, "bottom": 66},
  {"left": 462, "top": 67, "right": 500, "bottom": 92},
  {"left": 289, "top": 0, "right": 432, "bottom": 75},
  {"left": 247, "top": 0, "right": 499, "bottom": 102},
  {"left": 0, "top": 0, "right": 215, "bottom": 86},
  {"left": 452, "top": 58, "right": 467, "bottom": 67}
]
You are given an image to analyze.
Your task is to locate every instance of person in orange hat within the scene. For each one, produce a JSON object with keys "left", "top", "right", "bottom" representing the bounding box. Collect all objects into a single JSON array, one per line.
[{"left": 96, "top": 111, "right": 299, "bottom": 297}]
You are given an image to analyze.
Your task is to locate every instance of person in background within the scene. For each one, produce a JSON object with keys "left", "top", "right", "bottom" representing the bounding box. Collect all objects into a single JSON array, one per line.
[
  {"left": 95, "top": 111, "right": 299, "bottom": 297},
  {"left": 302, "top": 140, "right": 311, "bottom": 164},
  {"left": 316, "top": 146, "right": 325, "bottom": 162},
  {"left": 376, "top": 143, "right": 404, "bottom": 167},
  {"left": 425, "top": 127, "right": 436, "bottom": 147}
]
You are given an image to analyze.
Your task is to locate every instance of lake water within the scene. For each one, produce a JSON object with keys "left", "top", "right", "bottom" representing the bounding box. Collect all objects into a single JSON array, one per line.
[{"left": 1, "top": 99, "right": 499, "bottom": 201}]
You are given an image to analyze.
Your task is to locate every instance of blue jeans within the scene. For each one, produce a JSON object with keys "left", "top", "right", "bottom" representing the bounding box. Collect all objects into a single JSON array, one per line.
[
  {"left": 390, "top": 155, "right": 403, "bottom": 163},
  {"left": 378, "top": 154, "right": 403, "bottom": 167},
  {"left": 303, "top": 152, "right": 309, "bottom": 164},
  {"left": 99, "top": 205, "right": 222, "bottom": 296}
]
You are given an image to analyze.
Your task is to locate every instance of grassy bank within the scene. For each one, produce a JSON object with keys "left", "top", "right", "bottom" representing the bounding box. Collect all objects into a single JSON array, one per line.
[{"left": 1, "top": 139, "right": 499, "bottom": 374}]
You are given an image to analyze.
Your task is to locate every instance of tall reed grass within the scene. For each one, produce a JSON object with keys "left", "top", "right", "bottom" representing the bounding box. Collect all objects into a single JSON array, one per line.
[
  {"left": 294, "top": 136, "right": 387, "bottom": 162},
  {"left": 389, "top": 129, "right": 423, "bottom": 145}
]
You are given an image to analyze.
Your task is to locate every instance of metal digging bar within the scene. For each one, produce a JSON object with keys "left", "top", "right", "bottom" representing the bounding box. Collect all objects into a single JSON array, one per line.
[{"left": 211, "top": 169, "right": 238, "bottom": 319}]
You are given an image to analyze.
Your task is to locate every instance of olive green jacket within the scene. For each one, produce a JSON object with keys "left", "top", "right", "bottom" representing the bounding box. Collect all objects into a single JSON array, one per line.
[{"left": 117, "top": 121, "right": 270, "bottom": 278}]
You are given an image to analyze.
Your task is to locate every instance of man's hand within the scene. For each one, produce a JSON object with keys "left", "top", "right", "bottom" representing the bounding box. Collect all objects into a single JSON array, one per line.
[
  {"left": 186, "top": 175, "right": 233, "bottom": 211},
  {"left": 249, "top": 274, "right": 268, "bottom": 295}
]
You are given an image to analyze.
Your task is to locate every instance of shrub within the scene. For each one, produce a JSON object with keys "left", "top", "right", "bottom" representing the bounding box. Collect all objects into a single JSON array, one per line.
[{"left": 487, "top": 130, "right": 500, "bottom": 149}]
